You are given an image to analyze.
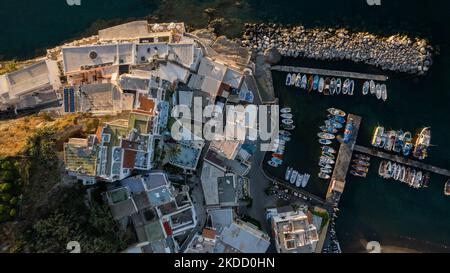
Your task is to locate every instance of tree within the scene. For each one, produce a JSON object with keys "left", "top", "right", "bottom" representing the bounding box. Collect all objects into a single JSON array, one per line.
[{"left": 9, "top": 209, "right": 16, "bottom": 217}]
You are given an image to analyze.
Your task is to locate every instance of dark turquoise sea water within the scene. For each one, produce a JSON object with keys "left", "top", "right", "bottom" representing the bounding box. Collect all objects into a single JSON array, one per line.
[{"left": 1, "top": 0, "right": 450, "bottom": 252}]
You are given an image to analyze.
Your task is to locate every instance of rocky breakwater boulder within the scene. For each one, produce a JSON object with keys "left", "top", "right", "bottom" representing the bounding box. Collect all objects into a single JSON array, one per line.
[{"left": 241, "top": 23, "right": 433, "bottom": 75}]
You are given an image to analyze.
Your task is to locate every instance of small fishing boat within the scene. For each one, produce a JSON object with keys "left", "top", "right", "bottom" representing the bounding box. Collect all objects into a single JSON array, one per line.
[
  {"left": 370, "top": 80, "right": 376, "bottom": 94},
  {"left": 393, "top": 130, "right": 404, "bottom": 153},
  {"left": 272, "top": 153, "right": 284, "bottom": 160},
  {"left": 342, "top": 79, "right": 350, "bottom": 95},
  {"left": 319, "top": 139, "right": 332, "bottom": 145},
  {"left": 280, "top": 130, "right": 291, "bottom": 136},
  {"left": 371, "top": 126, "right": 385, "bottom": 147},
  {"left": 321, "top": 168, "right": 332, "bottom": 174},
  {"left": 319, "top": 173, "right": 331, "bottom": 180},
  {"left": 348, "top": 80, "right": 355, "bottom": 96},
  {"left": 318, "top": 77, "right": 325, "bottom": 93},
  {"left": 324, "top": 78, "right": 331, "bottom": 95},
  {"left": 375, "top": 84, "right": 382, "bottom": 100},
  {"left": 385, "top": 130, "right": 397, "bottom": 151},
  {"left": 413, "top": 127, "right": 431, "bottom": 160},
  {"left": 322, "top": 146, "right": 337, "bottom": 154},
  {"left": 318, "top": 132, "right": 336, "bottom": 140},
  {"left": 362, "top": 81, "right": 370, "bottom": 95},
  {"left": 336, "top": 78, "right": 342, "bottom": 95},
  {"left": 285, "top": 167, "right": 293, "bottom": 181},
  {"left": 381, "top": 84, "right": 387, "bottom": 101},
  {"left": 294, "top": 74, "right": 302, "bottom": 87},
  {"left": 280, "top": 107, "right": 292, "bottom": 114},
  {"left": 327, "top": 108, "right": 346, "bottom": 117},
  {"left": 313, "top": 75, "right": 320, "bottom": 91},
  {"left": 330, "top": 78, "right": 336, "bottom": 95},
  {"left": 301, "top": 174, "right": 310, "bottom": 188},
  {"left": 282, "top": 119, "right": 294, "bottom": 125},
  {"left": 378, "top": 161, "right": 387, "bottom": 177},
  {"left": 307, "top": 75, "right": 314, "bottom": 92},
  {"left": 280, "top": 135, "right": 291, "bottom": 141},
  {"left": 271, "top": 157, "right": 283, "bottom": 165},
  {"left": 301, "top": 75, "right": 308, "bottom": 89},
  {"left": 281, "top": 113, "right": 293, "bottom": 119}
]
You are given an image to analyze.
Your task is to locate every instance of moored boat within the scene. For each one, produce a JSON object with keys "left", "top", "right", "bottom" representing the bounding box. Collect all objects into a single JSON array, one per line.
[
  {"left": 308, "top": 75, "right": 314, "bottom": 92},
  {"left": 280, "top": 107, "right": 291, "bottom": 113},
  {"left": 351, "top": 170, "right": 367, "bottom": 178},
  {"left": 321, "top": 168, "right": 332, "bottom": 174},
  {"left": 353, "top": 159, "right": 370, "bottom": 167},
  {"left": 402, "top": 131, "right": 413, "bottom": 157},
  {"left": 282, "top": 124, "right": 296, "bottom": 130},
  {"left": 301, "top": 75, "right": 308, "bottom": 89},
  {"left": 370, "top": 80, "right": 376, "bottom": 94},
  {"left": 294, "top": 73, "right": 302, "bottom": 87},
  {"left": 381, "top": 84, "right": 387, "bottom": 101},
  {"left": 325, "top": 120, "right": 343, "bottom": 129},
  {"left": 281, "top": 113, "right": 293, "bottom": 119},
  {"left": 301, "top": 174, "right": 310, "bottom": 188},
  {"left": 313, "top": 75, "right": 320, "bottom": 91},
  {"left": 290, "top": 170, "right": 299, "bottom": 184},
  {"left": 322, "top": 146, "right": 337, "bottom": 154},
  {"left": 327, "top": 107, "right": 346, "bottom": 117},
  {"left": 280, "top": 130, "right": 291, "bottom": 136},
  {"left": 285, "top": 167, "right": 293, "bottom": 181},
  {"left": 376, "top": 84, "right": 382, "bottom": 100},
  {"left": 282, "top": 119, "right": 294, "bottom": 125},
  {"left": 320, "top": 126, "right": 338, "bottom": 134},
  {"left": 318, "top": 172, "right": 331, "bottom": 180},
  {"left": 445, "top": 180, "right": 450, "bottom": 196},
  {"left": 319, "top": 139, "right": 332, "bottom": 145},
  {"left": 327, "top": 114, "right": 345, "bottom": 124},
  {"left": 268, "top": 160, "right": 279, "bottom": 167},
  {"left": 296, "top": 174, "right": 304, "bottom": 187},
  {"left": 413, "top": 127, "right": 431, "bottom": 160},
  {"left": 318, "top": 77, "right": 325, "bottom": 93},
  {"left": 362, "top": 81, "right": 370, "bottom": 95},
  {"left": 324, "top": 78, "right": 331, "bottom": 95},
  {"left": 318, "top": 132, "right": 336, "bottom": 140},
  {"left": 336, "top": 78, "right": 342, "bottom": 95},
  {"left": 330, "top": 78, "right": 336, "bottom": 95},
  {"left": 285, "top": 73, "right": 292, "bottom": 86},
  {"left": 348, "top": 80, "right": 355, "bottom": 96},
  {"left": 342, "top": 79, "right": 350, "bottom": 95}
]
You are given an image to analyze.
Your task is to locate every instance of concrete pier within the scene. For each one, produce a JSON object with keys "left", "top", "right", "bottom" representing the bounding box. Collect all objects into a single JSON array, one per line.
[
  {"left": 354, "top": 145, "right": 450, "bottom": 177},
  {"left": 326, "top": 114, "right": 362, "bottom": 204},
  {"left": 271, "top": 66, "right": 388, "bottom": 81}
]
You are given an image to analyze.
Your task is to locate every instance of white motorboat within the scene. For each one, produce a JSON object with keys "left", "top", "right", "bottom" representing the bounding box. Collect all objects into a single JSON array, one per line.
[
  {"left": 280, "top": 108, "right": 292, "bottom": 113},
  {"left": 318, "top": 78, "right": 325, "bottom": 93},
  {"left": 290, "top": 170, "right": 299, "bottom": 184},
  {"left": 281, "top": 113, "right": 293, "bottom": 119},
  {"left": 282, "top": 119, "right": 294, "bottom": 125},
  {"left": 381, "top": 84, "right": 387, "bottom": 101},
  {"left": 285, "top": 167, "right": 293, "bottom": 181},
  {"left": 296, "top": 174, "right": 304, "bottom": 187},
  {"left": 301, "top": 174, "right": 310, "bottom": 188}
]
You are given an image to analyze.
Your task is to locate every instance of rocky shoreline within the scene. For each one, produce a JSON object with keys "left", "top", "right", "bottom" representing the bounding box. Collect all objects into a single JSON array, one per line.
[{"left": 241, "top": 23, "right": 433, "bottom": 75}]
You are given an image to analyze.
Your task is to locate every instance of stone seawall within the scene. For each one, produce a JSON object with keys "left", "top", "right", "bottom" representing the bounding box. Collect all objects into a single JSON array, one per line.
[{"left": 242, "top": 23, "right": 433, "bottom": 75}]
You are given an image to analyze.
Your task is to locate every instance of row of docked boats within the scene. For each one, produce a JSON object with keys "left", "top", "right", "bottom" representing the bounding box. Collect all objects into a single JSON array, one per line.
[
  {"left": 378, "top": 161, "right": 430, "bottom": 189},
  {"left": 350, "top": 154, "right": 371, "bottom": 178},
  {"left": 371, "top": 126, "right": 431, "bottom": 159},
  {"left": 267, "top": 130, "right": 292, "bottom": 168},
  {"left": 285, "top": 73, "right": 356, "bottom": 96},
  {"left": 285, "top": 167, "right": 311, "bottom": 188},
  {"left": 317, "top": 108, "right": 347, "bottom": 180},
  {"left": 362, "top": 80, "right": 388, "bottom": 101},
  {"left": 445, "top": 180, "right": 450, "bottom": 196}
]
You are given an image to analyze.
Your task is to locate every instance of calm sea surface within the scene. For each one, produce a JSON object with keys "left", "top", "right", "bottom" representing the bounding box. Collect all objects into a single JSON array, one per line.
[{"left": 1, "top": 0, "right": 450, "bottom": 252}]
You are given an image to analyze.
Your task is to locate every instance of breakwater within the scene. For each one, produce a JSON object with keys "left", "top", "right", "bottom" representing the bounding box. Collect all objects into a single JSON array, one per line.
[{"left": 242, "top": 23, "right": 433, "bottom": 75}]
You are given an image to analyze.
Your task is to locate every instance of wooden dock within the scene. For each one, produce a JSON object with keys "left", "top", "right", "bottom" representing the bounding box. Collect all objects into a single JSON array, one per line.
[
  {"left": 326, "top": 114, "right": 362, "bottom": 204},
  {"left": 354, "top": 145, "right": 450, "bottom": 177},
  {"left": 271, "top": 66, "right": 388, "bottom": 81}
]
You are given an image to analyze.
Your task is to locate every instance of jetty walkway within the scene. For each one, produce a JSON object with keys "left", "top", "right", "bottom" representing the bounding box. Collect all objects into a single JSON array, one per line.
[
  {"left": 271, "top": 66, "right": 388, "bottom": 81},
  {"left": 326, "top": 114, "right": 362, "bottom": 204},
  {"left": 354, "top": 145, "right": 450, "bottom": 177}
]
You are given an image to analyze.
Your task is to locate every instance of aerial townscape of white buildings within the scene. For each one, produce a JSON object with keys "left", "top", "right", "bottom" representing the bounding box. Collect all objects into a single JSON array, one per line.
[{"left": 0, "top": 21, "right": 323, "bottom": 253}]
